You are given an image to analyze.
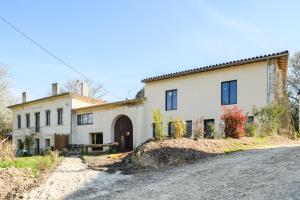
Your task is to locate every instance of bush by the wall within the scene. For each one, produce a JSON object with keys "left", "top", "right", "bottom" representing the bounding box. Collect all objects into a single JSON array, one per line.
[
  {"left": 245, "top": 123, "right": 258, "bottom": 137},
  {"left": 208, "top": 122, "right": 217, "bottom": 138},
  {"left": 173, "top": 119, "right": 186, "bottom": 138},
  {"left": 152, "top": 109, "right": 166, "bottom": 140},
  {"left": 221, "top": 106, "right": 247, "bottom": 138},
  {"left": 253, "top": 103, "right": 286, "bottom": 136},
  {"left": 193, "top": 117, "right": 204, "bottom": 140}
]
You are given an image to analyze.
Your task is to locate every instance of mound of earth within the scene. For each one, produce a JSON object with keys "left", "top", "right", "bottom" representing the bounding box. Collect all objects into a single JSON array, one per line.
[
  {"left": 0, "top": 168, "right": 40, "bottom": 200},
  {"left": 125, "top": 136, "right": 300, "bottom": 169},
  {"left": 84, "top": 136, "right": 300, "bottom": 173}
]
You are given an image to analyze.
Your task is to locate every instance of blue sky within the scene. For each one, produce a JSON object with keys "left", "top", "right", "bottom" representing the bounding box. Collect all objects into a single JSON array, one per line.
[{"left": 1, "top": 0, "right": 299, "bottom": 102}]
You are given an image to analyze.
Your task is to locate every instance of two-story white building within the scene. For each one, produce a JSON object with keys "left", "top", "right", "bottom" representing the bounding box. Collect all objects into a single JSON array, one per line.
[
  {"left": 9, "top": 51, "right": 289, "bottom": 152},
  {"left": 8, "top": 82, "right": 104, "bottom": 153}
]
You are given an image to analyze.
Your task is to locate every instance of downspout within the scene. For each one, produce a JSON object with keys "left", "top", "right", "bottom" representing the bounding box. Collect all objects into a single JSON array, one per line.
[
  {"left": 70, "top": 98, "right": 73, "bottom": 145},
  {"left": 266, "top": 58, "right": 270, "bottom": 104}
]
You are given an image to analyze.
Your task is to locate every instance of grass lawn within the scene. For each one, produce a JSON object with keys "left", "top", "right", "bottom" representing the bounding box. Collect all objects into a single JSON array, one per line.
[
  {"left": 223, "top": 136, "right": 291, "bottom": 153},
  {"left": 0, "top": 154, "right": 60, "bottom": 176}
]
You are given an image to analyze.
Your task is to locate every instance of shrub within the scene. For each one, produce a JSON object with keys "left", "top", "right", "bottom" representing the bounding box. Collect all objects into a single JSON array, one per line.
[
  {"left": 173, "top": 119, "right": 186, "bottom": 138},
  {"left": 152, "top": 109, "right": 166, "bottom": 140},
  {"left": 208, "top": 123, "right": 217, "bottom": 138},
  {"left": 0, "top": 139, "right": 16, "bottom": 161},
  {"left": 221, "top": 106, "right": 247, "bottom": 138},
  {"left": 253, "top": 103, "right": 286, "bottom": 136},
  {"left": 245, "top": 123, "right": 258, "bottom": 137},
  {"left": 193, "top": 117, "right": 204, "bottom": 140}
]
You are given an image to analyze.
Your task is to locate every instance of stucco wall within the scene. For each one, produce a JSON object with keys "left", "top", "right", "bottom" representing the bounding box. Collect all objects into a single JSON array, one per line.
[
  {"left": 144, "top": 61, "right": 270, "bottom": 139},
  {"left": 12, "top": 97, "right": 72, "bottom": 148},
  {"left": 71, "top": 104, "right": 145, "bottom": 148}
]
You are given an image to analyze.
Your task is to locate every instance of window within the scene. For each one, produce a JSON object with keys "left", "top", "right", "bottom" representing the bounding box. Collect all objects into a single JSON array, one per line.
[
  {"left": 45, "top": 110, "right": 51, "bottom": 126},
  {"left": 35, "top": 112, "right": 40, "bottom": 132},
  {"left": 204, "top": 119, "right": 215, "bottom": 138},
  {"left": 57, "top": 108, "right": 63, "bottom": 125},
  {"left": 185, "top": 120, "right": 193, "bottom": 138},
  {"left": 77, "top": 113, "right": 93, "bottom": 125},
  {"left": 91, "top": 133, "right": 103, "bottom": 150},
  {"left": 221, "top": 80, "right": 237, "bottom": 105},
  {"left": 166, "top": 89, "right": 177, "bottom": 110},
  {"left": 247, "top": 116, "right": 254, "bottom": 124},
  {"left": 17, "top": 115, "right": 21, "bottom": 129},
  {"left": 45, "top": 138, "right": 51, "bottom": 148},
  {"left": 168, "top": 122, "right": 175, "bottom": 137},
  {"left": 152, "top": 123, "right": 156, "bottom": 138},
  {"left": 26, "top": 114, "right": 30, "bottom": 128}
]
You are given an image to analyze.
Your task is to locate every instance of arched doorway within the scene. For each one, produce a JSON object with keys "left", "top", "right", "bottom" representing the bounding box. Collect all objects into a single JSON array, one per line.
[{"left": 114, "top": 115, "right": 133, "bottom": 151}]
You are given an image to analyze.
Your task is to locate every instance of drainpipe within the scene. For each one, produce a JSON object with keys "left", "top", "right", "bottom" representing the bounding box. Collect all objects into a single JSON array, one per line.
[{"left": 70, "top": 99, "right": 73, "bottom": 145}]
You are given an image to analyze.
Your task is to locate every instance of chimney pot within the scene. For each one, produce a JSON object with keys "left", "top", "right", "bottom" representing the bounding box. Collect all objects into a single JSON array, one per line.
[
  {"left": 81, "top": 81, "right": 89, "bottom": 97},
  {"left": 52, "top": 83, "right": 60, "bottom": 96},
  {"left": 22, "top": 92, "right": 27, "bottom": 103}
]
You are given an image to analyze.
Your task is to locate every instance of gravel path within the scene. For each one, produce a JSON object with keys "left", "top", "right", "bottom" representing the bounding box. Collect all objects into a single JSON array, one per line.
[
  {"left": 23, "top": 157, "right": 130, "bottom": 200},
  {"left": 24, "top": 145, "right": 300, "bottom": 200},
  {"left": 103, "top": 145, "right": 300, "bottom": 200}
]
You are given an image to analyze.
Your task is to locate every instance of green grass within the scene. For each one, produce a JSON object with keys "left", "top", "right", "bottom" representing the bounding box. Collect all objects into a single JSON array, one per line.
[
  {"left": 224, "top": 137, "right": 269, "bottom": 153},
  {"left": 0, "top": 154, "right": 59, "bottom": 176}
]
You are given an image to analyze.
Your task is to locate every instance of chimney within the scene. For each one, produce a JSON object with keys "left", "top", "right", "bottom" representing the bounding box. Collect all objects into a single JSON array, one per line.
[
  {"left": 22, "top": 92, "right": 27, "bottom": 103},
  {"left": 52, "top": 83, "right": 60, "bottom": 96},
  {"left": 80, "top": 81, "right": 89, "bottom": 97}
]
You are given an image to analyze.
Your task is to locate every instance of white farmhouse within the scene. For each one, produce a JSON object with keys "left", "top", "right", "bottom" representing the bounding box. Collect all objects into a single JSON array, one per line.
[{"left": 8, "top": 51, "right": 289, "bottom": 153}]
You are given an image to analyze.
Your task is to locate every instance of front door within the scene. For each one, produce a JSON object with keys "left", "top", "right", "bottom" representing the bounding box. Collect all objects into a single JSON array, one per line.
[
  {"left": 34, "top": 138, "right": 40, "bottom": 154},
  {"left": 91, "top": 133, "right": 103, "bottom": 151},
  {"left": 204, "top": 119, "right": 215, "bottom": 138}
]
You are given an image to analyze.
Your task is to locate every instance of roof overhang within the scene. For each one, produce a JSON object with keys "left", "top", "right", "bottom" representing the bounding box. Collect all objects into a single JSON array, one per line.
[
  {"left": 7, "top": 92, "right": 104, "bottom": 110},
  {"left": 142, "top": 51, "right": 289, "bottom": 83},
  {"left": 74, "top": 98, "right": 145, "bottom": 113}
]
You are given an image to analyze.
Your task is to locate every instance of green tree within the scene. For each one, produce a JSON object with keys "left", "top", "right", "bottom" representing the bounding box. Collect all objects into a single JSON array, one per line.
[
  {"left": 253, "top": 103, "right": 286, "bottom": 136},
  {"left": 152, "top": 109, "right": 166, "bottom": 140},
  {"left": 135, "top": 87, "right": 144, "bottom": 99},
  {"left": 287, "top": 51, "right": 300, "bottom": 131},
  {"left": 0, "top": 66, "right": 13, "bottom": 137}
]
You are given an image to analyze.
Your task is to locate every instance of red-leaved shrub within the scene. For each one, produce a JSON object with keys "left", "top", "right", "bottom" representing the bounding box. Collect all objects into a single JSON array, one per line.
[{"left": 221, "top": 106, "right": 247, "bottom": 138}]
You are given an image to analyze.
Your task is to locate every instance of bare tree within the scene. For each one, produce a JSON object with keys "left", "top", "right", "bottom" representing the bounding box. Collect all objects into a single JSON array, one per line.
[
  {"left": 0, "top": 66, "right": 14, "bottom": 137},
  {"left": 61, "top": 78, "right": 106, "bottom": 99},
  {"left": 287, "top": 51, "right": 300, "bottom": 131}
]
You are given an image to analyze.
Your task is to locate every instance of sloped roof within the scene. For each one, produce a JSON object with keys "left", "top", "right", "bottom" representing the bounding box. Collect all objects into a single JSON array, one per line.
[
  {"left": 74, "top": 98, "right": 144, "bottom": 112},
  {"left": 7, "top": 92, "right": 105, "bottom": 109},
  {"left": 142, "top": 51, "right": 289, "bottom": 83}
]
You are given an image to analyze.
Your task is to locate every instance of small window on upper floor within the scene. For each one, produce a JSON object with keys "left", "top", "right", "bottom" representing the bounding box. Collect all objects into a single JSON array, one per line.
[
  {"left": 17, "top": 115, "right": 21, "bottom": 129},
  {"left": 221, "top": 80, "right": 237, "bottom": 105},
  {"left": 166, "top": 89, "right": 177, "bottom": 111},
  {"left": 26, "top": 113, "right": 30, "bottom": 128},
  {"left": 46, "top": 110, "right": 51, "bottom": 126},
  {"left": 57, "top": 108, "right": 63, "bottom": 125}
]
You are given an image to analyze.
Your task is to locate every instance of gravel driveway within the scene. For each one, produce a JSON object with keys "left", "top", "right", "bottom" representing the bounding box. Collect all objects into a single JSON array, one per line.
[
  {"left": 104, "top": 145, "right": 300, "bottom": 200},
  {"left": 24, "top": 145, "right": 300, "bottom": 200},
  {"left": 23, "top": 157, "right": 130, "bottom": 200}
]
